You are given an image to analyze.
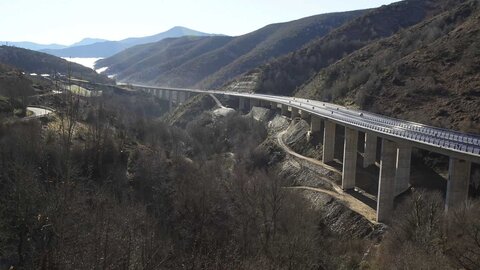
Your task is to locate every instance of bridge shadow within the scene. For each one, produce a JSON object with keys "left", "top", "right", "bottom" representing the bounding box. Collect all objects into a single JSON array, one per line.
[{"left": 345, "top": 189, "right": 377, "bottom": 209}]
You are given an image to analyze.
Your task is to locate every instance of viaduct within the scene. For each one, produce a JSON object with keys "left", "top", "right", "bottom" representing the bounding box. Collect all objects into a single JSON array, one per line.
[{"left": 122, "top": 84, "right": 480, "bottom": 223}]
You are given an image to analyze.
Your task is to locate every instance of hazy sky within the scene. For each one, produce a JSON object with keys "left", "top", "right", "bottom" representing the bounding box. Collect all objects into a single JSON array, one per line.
[{"left": 1, "top": 0, "right": 400, "bottom": 45}]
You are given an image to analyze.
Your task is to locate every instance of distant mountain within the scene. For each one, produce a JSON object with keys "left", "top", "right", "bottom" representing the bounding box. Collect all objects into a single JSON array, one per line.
[
  {"left": 70, "top": 38, "right": 109, "bottom": 47},
  {"left": 96, "top": 10, "right": 368, "bottom": 87},
  {"left": 0, "top": 41, "right": 67, "bottom": 51},
  {"left": 42, "top": 26, "right": 218, "bottom": 58},
  {"left": 0, "top": 46, "right": 111, "bottom": 83},
  {"left": 296, "top": 0, "right": 480, "bottom": 132}
]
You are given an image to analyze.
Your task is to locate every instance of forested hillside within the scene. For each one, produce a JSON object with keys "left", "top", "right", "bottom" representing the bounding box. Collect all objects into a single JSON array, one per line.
[
  {"left": 251, "top": 0, "right": 465, "bottom": 96},
  {"left": 296, "top": 0, "right": 480, "bottom": 132},
  {"left": 96, "top": 10, "right": 367, "bottom": 88}
]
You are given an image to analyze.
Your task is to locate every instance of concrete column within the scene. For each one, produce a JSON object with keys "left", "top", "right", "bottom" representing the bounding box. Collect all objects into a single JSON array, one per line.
[
  {"left": 363, "top": 132, "right": 377, "bottom": 168},
  {"left": 291, "top": 107, "right": 300, "bottom": 119},
  {"left": 322, "top": 120, "right": 336, "bottom": 163},
  {"left": 395, "top": 144, "right": 412, "bottom": 196},
  {"left": 250, "top": 99, "right": 259, "bottom": 109},
  {"left": 239, "top": 97, "right": 246, "bottom": 111},
  {"left": 377, "top": 139, "right": 397, "bottom": 222},
  {"left": 300, "top": 110, "right": 310, "bottom": 121},
  {"left": 342, "top": 127, "right": 358, "bottom": 190},
  {"left": 446, "top": 158, "right": 471, "bottom": 212},
  {"left": 310, "top": 116, "right": 321, "bottom": 133},
  {"left": 281, "top": 104, "right": 288, "bottom": 116},
  {"left": 270, "top": 102, "right": 277, "bottom": 110}
]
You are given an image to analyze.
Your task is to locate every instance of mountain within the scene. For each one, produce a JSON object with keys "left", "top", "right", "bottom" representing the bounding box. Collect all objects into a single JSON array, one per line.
[
  {"left": 41, "top": 26, "right": 217, "bottom": 58},
  {"left": 70, "top": 38, "right": 109, "bottom": 47},
  {"left": 0, "top": 41, "right": 67, "bottom": 51},
  {"left": 96, "top": 10, "right": 368, "bottom": 87},
  {"left": 295, "top": 0, "right": 480, "bottom": 132},
  {"left": 244, "top": 0, "right": 464, "bottom": 96},
  {"left": 0, "top": 46, "right": 111, "bottom": 83}
]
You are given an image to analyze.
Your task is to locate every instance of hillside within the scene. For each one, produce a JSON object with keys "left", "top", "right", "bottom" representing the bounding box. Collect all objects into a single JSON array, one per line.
[
  {"left": 296, "top": 0, "right": 480, "bottom": 133},
  {"left": 42, "top": 26, "right": 215, "bottom": 58},
  {"left": 246, "top": 0, "right": 465, "bottom": 96},
  {"left": 0, "top": 46, "right": 111, "bottom": 83},
  {"left": 0, "top": 41, "right": 67, "bottom": 51},
  {"left": 96, "top": 10, "right": 367, "bottom": 88}
]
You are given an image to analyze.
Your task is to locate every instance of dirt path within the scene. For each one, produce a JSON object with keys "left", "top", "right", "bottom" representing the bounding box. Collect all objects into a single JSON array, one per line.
[{"left": 277, "top": 130, "right": 378, "bottom": 223}]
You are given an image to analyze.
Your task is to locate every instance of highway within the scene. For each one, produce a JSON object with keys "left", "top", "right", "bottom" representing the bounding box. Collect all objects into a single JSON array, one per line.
[{"left": 127, "top": 84, "right": 480, "bottom": 162}]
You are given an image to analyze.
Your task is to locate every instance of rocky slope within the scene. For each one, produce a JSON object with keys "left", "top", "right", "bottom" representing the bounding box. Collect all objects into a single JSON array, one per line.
[
  {"left": 296, "top": 0, "right": 480, "bottom": 132},
  {"left": 248, "top": 0, "right": 465, "bottom": 96}
]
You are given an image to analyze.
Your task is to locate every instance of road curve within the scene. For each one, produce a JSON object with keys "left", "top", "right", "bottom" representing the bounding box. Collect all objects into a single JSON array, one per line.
[
  {"left": 124, "top": 84, "right": 480, "bottom": 163},
  {"left": 27, "top": 106, "right": 54, "bottom": 118}
]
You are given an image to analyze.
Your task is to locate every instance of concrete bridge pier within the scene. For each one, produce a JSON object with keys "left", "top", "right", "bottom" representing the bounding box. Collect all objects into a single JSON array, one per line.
[
  {"left": 323, "top": 120, "right": 336, "bottom": 163},
  {"left": 239, "top": 97, "right": 246, "bottom": 111},
  {"left": 342, "top": 127, "right": 358, "bottom": 190},
  {"left": 446, "top": 158, "right": 471, "bottom": 212},
  {"left": 300, "top": 110, "right": 310, "bottom": 122},
  {"left": 270, "top": 102, "right": 277, "bottom": 110},
  {"left": 260, "top": 100, "right": 270, "bottom": 108},
  {"left": 179, "top": 91, "right": 187, "bottom": 104},
  {"left": 291, "top": 107, "right": 300, "bottom": 119},
  {"left": 281, "top": 104, "right": 289, "bottom": 117},
  {"left": 395, "top": 144, "right": 412, "bottom": 196},
  {"left": 364, "top": 132, "right": 377, "bottom": 168},
  {"left": 377, "top": 139, "right": 398, "bottom": 222},
  {"left": 250, "top": 99, "right": 260, "bottom": 109},
  {"left": 310, "top": 116, "right": 321, "bottom": 134}
]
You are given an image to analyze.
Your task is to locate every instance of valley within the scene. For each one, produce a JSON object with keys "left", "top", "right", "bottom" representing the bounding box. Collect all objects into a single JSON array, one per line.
[{"left": 1, "top": 0, "right": 480, "bottom": 269}]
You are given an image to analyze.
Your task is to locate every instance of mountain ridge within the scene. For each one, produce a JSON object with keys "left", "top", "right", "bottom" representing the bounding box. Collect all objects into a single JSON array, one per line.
[
  {"left": 96, "top": 10, "right": 368, "bottom": 87},
  {"left": 41, "top": 26, "right": 220, "bottom": 58}
]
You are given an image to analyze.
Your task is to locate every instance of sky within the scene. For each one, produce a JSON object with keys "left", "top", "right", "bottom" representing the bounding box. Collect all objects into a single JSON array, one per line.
[{"left": 0, "top": 0, "right": 400, "bottom": 45}]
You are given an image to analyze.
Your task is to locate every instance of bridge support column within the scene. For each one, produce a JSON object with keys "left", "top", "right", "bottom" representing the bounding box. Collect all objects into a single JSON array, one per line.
[
  {"left": 446, "top": 158, "right": 471, "bottom": 212},
  {"left": 363, "top": 132, "right": 377, "bottom": 168},
  {"left": 239, "top": 97, "right": 246, "bottom": 111},
  {"left": 377, "top": 139, "right": 397, "bottom": 223},
  {"left": 395, "top": 144, "right": 412, "bottom": 196},
  {"left": 322, "top": 120, "right": 336, "bottom": 163},
  {"left": 310, "top": 116, "right": 321, "bottom": 133},
  {"left": 291, "top": 107, "right": 300, "bottom": 119},
  {"left": 270, "top": 102, "right": 277, "bottom": 110},
  {"left": 300, "top": 110, "right": 310, "bottom": 122},
  {"left": 250, "top": 99, "right": 259, "bottom": 109},
  {"left": 281, "top": 104, "right": 288, "bottom": 116},
  {"left": 180, "top": 92, "right": 188, "bottom": 103},
  {"left": 342, "top": 127, "right": 358, "bottom": 190}
]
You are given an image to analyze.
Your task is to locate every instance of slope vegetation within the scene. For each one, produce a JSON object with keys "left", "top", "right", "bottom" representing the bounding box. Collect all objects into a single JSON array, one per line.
[
  {"left": 0, "top": 46, "right": 110, "bottom": 83},
  {"left": 96, "top": 10, "right": 367, "bottom": 88},
  {"left": 296, "top": 0, "right": 480, "bottom": 132},
  {"left": 250, "top": 0, "right": 465, "bottom": 96}
]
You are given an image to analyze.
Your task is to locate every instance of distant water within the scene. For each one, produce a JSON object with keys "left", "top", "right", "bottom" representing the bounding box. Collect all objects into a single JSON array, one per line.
[{"left": 62, "top": 57, "right": 104, "bottom": 72}]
